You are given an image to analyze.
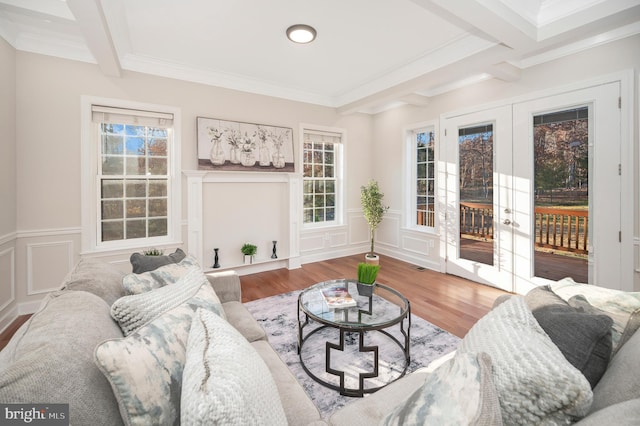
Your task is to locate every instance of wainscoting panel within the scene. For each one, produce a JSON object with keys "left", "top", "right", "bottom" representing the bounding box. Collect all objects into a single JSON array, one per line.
[
  {"left": 300, "top": 234, "right": 325, "bottom": 252},
  {"left": 328, "top": 231, "right": 348, "bottom": 248},
  {"left": 0, "top": 247, "right": 15, "bottom": 312},
  {"left": 27, "top": 240, "right": 74, "bottom": 295},
  {"left": 402, "top": 234, "right": 431, "bottom": 256},
  {"left": 348, "top": 211, "right": 368, "bottom": 245}
]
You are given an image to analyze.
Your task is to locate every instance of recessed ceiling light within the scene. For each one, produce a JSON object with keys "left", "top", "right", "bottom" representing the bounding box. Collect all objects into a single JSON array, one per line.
[{"left": 286, "top": 24, "right": 317, "bottom": 44}]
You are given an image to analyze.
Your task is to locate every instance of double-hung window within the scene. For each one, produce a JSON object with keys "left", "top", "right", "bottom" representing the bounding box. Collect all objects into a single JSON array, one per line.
[
  {"left": 81, "top": 99, "right": 181, "bottom": 252},
  {"left": 409, "top": 126, "right": 436, "bottom": 230},
  {"left": 302, "top": 129, "right": 343, "bottom": 226}
]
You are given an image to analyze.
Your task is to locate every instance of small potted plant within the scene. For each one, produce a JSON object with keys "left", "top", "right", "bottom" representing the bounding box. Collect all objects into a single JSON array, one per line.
[
  {"left": 360, "top": 180, "right": 389, "bottom": 265},
  {"left": 357, "top": 262, "right": 380, "bottom": 297},
  {"left": 241, "top": 243, "right": 257, "bottom": 264},
  {"left": 143, "top": 248, "right": 164, "bottom": 256}
]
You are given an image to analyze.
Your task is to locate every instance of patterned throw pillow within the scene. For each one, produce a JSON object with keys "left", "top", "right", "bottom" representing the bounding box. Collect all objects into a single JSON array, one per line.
[
  {"left": 381, "top": 352, "right": 502, "bottom": 426},
  {"left": 94, "top": 275, "right": 225, "bottom": 426},
  {"left": 459, "top": 296, "right": 593, "bottom": 425},
  {"left": 122, "top": 255, "right": 199, "bottom": 294},
  {"left": 180, "top": 308, "right": 287, "bottom": 426},
  {"left": 551, "top": 278, "right": 640, "bottom": 353},
  {"left": 111, "top": 266, "right": 225, "bottom": 336}
]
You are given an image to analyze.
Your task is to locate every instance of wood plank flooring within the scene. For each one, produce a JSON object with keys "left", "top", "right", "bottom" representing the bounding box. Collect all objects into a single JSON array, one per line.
[
  {"left": 240, "top": 254, "right": 510, "bottom": 338},
  {"left": 0, "top": 254, "right": 510, "bottom": 351}
]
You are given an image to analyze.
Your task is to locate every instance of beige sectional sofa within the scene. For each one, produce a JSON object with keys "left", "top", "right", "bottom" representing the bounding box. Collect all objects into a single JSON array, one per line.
[{"left": 1, "top": 256, "right": 639, "bottom": 425}]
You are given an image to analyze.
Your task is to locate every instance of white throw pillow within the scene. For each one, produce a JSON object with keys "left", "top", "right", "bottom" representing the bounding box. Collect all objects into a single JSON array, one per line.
[
  {"left": 459, "top": 295, "right": 593, "bottom": 425},
  {"left": 181, "top": 308, "right": 287, "bottom": 426},
  {"left": 112, "top": 265, "right": 225, "bottom": 336}
]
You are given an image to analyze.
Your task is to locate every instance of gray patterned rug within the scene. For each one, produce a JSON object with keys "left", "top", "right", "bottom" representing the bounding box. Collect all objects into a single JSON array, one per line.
[{"left": 244, "top": 290, "right": 461, "bottom": 419}]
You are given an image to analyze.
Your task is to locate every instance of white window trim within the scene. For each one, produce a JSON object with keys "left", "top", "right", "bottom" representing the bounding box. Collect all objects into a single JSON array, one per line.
[
  {"left": 80, "top": 96, "right": 182, "bottom": 254},
  {"left": 403, "top": 120, "right": 438, "bottom": 233},
  {"left": 299, "top": 124, "right": 346, "bottom": 229}
]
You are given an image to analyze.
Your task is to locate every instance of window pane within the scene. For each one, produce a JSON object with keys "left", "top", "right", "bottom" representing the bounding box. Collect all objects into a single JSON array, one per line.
[
  {"left": 324, "top": 165, "right": 334, "bottom": 178},
  {"left": 125, "top": 157, "right": 146, "bottom": 175},
  {"left": 126, "top": 180, "right": 146, "bottom": 197},
  {"left": 103, "top": 135, "right": 124, "bottom": 155},
  {"left": 148, "top": 138, "right": 167, "bottom": 156},
  {"left": 413, "top": 128, "right": 436, "bottom": 229},
  {"left": 148, "top": 219, "right": 167, "bottom": 237},
  {"left": 102, "top": 221, "right": 124, "bottom": 241},
  {"left": 314, "top": 194, "right": 325, "bottom": 208},
  {"left": 102, "top": 200, "right": 123, "bottom": 220},
  {"left": 325, "top": 181, "right": 335, "bottom": 193},
  {"left": 148, "top": 158, "right": 167, "bottom": 175},
  {"left": 126, "top": 137, "right": 145, "bottom": 155},
  {"left": 126, "top": 200, "right": 146, "bottom": 218},
  {"left": 102, "top": 157, "right": 123, "bottom": 175},
  {"left": 126, "top": 125, "right": 145, "bottom": 136},
  {"left": 313, "top": 164, "right": 324, "bottom": 178},
  {"left": 417, "top": 147, "right": 426, "bottom": 163},
  {"left": 149, "top": 199, "right": 167, "bottom": 217},
  {"left": 417, "top": 163, "right": 426, "bottom": 179},
  {"left": 149, "top": 181, "right": 167, "bottom": 197},
  {"left": 303, "top": 164, "right": 312, "bottom": 177},
  {"left": 303, "top": 181, "right": 314, "bottom": 194},
  {"left": 326, "top": 208, "right": 335, "bottom": 221},
  {"left": 314, "top": 209, "right": 325, "bottom": 222},
  {"left": 126, "top": 219, "right": 146, "bottom": 239},
  {"left": 326, "top": 193, "right": 335, "bottom": 207},
  {"left": 314, "top": 181, "right": 325, "bottom": 193},
  {"left": 101, "top": 180, "right": 123, "bottom": 198}
]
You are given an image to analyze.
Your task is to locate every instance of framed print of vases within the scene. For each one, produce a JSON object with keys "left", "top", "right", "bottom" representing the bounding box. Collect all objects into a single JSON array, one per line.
[{"left": 196, "top": 117, "right": 294, "bottom": 172}]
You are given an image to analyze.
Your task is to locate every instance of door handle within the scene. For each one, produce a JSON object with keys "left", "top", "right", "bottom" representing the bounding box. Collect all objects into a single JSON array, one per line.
[{"left": 503, "top": 219, "right": 512, "bottom": 225}]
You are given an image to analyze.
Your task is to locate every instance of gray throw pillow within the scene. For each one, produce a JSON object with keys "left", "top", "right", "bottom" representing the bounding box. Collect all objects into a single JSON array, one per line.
[
  {"left": 527, "top": 286, "right": 613, "bottom": 388},
  {"left": 59, "top": 258, "right": 126, "bottom": 306},
  {"left": 129, "top": 248, "right": 186, "bottom": 273}
]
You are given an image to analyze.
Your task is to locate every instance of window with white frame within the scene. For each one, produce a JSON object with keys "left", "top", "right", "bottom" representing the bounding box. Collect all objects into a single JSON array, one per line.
[
  {"left": 409, "top": 126, "right": 436, "bottom": 229},
  {"left": 81, "top": 100, "right": 181, "bottom": 252},
  {"left": 302, "top": 129, "right": 343, "bottom": 226}
]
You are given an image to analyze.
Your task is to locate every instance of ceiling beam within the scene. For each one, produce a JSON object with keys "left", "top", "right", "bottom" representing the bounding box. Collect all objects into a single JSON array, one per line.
[
  {"left": 487, "top": 62, "right": 521, "bottom": 82},
  {"left": 66, "top": 0, "right": 120, "bottom": 77},
  {"left": 337, "top": 43, "right": 512, "bottom": 115}
]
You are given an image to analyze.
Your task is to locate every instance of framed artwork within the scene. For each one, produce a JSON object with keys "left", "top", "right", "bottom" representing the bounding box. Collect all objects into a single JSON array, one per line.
[{"left": 197, "top": 117, "right": 294, "bottom": 172}]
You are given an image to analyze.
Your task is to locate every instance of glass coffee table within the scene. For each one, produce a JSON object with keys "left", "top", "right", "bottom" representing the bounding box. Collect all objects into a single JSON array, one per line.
[{"left": 297, "top": 279, "right": 411, "bottom": 397}]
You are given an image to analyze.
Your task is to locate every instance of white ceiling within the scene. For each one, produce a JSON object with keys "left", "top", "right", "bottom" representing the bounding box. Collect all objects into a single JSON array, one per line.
[{"left": 1, "top": 0, "right": 639, "bottom": 114}]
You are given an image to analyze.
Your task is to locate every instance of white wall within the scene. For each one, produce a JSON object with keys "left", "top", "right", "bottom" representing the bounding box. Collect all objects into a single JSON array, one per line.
[
  {"left": 370, "top": 34, "right": 640, "bottom": 290},
  {"left": 2, "top": 49, "right": 374, "bottom": 327},
  {"left": 0, "top": 36, "right": 17, "bottom": 331}
]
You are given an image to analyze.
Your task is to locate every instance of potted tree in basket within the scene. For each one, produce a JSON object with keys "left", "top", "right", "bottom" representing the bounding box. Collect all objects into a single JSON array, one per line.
[
  {"left": 360, "top": 179, "right": 389, "bottom": 265},
  {"left": 357, "top": 262, "right": 380, "bottom": 297},
  {"left": 241, "top": 243, "right": 257, "bottom": 264}
]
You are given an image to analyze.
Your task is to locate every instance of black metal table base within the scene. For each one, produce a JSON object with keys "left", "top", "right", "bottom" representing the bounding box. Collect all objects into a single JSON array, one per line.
[{"left": 297, "top": 311, "right": 411, "bottom": 397}]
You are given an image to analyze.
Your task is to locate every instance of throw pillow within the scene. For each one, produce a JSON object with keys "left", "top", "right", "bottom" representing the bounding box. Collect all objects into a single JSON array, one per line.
[
  {"left": 526, "top": 286, "right": 613, "bottom": 388},
  {"left": 0, "top": 291, "right": 124, "bottom": 426},
  {"left": 122, "top": 255, "right": 199, "bottom": 294},
  {"left": 129, "top": 247, "right": 186, "bottom": 273},
  {"left": 381, "top": 352, "right": 502, "bottom": 426},
  {"left": 94, "top": 275, "right": 226, "bottom": 426},
  {"left": 551, "top": 278, "right": 640, "bottom": 353},
  {"left": 459, "top": 295, "right": 593, "bottom": 425},
  {"left": 112, "top": 266, "right": 225, "bottom": 336},
  {"left": 180, "top": 309, "right": 287, "bottom": 426},
  {"left": 59, "top": 258, "right": 126, "bottom": 305}
]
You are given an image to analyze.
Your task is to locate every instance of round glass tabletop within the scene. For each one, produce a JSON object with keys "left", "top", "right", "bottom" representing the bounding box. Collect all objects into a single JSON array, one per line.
[{"left": 298, "top": 279, "right": 409, "bottom": 330}]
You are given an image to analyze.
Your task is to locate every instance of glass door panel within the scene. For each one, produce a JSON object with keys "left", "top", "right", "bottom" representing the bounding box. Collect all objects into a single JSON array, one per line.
[
  {"left": 458, "top": 124, "right": 494, "bottom": 265},
  {"left": 533, "top": 108, "right": 589, "bottom": 283}
]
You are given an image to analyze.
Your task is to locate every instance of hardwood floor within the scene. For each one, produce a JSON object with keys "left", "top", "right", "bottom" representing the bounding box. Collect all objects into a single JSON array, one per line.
[
  {"left": 0, "top": 254, "right": 510, "bottom": 351},
  {"left": 240, "top": 253, "right": 509, "bottom": 338}
]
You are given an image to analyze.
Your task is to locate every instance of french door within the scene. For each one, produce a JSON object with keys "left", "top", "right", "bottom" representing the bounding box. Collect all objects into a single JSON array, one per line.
[
  {"left": 443, "top": 82, "right": 622, "bottom": 293},
  {"left": 443, "top": 105, "right": 514, "bottom": 292}
]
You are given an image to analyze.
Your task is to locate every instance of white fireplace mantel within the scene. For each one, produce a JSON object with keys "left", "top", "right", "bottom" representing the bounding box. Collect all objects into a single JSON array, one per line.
[{"left": 182, "top": 170, "right": 301, "bottom": 270}]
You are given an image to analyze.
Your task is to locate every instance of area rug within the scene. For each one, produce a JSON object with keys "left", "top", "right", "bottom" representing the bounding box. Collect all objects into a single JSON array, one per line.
[{"left": 244, "top": 290, "right": 461, "bottom": 419}]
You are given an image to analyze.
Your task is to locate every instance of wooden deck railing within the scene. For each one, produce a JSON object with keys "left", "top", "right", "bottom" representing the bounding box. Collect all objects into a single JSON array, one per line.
[
  {"left": 459, "top": 203, "right": 588, "bottom": 255},
  {"left": 460, "top": 202, "right": 494, "bottom": 239},
  {"left": 417, "top": 204, "right": 435, "bottom": 228},
  {"left": 535, "top": 207, "right": 588, "bottom": 254}
]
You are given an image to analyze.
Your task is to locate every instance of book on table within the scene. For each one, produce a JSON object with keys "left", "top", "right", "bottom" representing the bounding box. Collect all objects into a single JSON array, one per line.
[{"left": 321, "top": 285, "right": 357, "bottom": 309}]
